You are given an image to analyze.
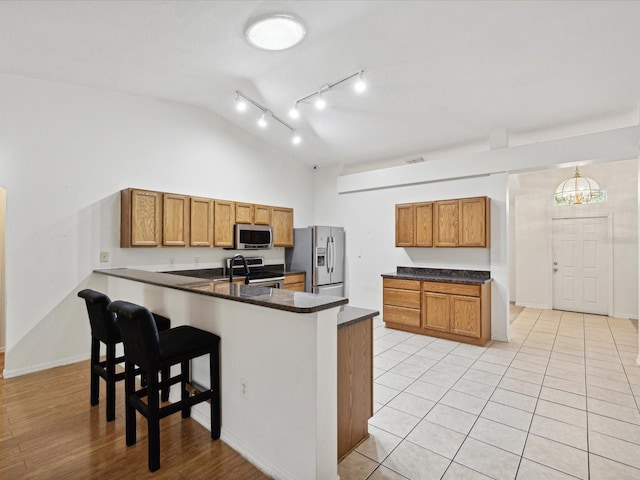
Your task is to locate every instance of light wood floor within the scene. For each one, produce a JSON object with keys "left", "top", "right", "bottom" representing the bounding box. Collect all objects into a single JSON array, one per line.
[{"left": 0, "top": 358, "right": 271, "bottom": 479}]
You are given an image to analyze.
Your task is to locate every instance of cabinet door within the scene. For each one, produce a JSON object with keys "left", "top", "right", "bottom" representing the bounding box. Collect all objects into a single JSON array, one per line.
[
  {"left": 163, "top": 193, "right": 189, "bottom": 246},
  {"left": 459, "top": 197, "right": 487, "bottom": 247},
  {"left": 214, "top": 200, "right": 235, "bottom": 248},
  {"left": 415, "top": 202, "right": 433, "bottom": 247},
  {"left": 433, "top": 200, "right": 459, "bottom": 247},
  {"left": 128, "top": 189, "right": 162, "bottom": 247},
  {"left": 395, "top": 204, "right": 415, "bottom": 247},
  {"left": 271, "top": 207, "right": 294, "bottom": 247},
  {"left": 423, "top": 292, "right": 450, "bottom": 332},
  {"left": 450, "top": 295, "right": 481, "bottom": 338},
  {"left": 254, "top": 204, "right": 271, "bottom": 225},
  {"left": 235, "top": 202, "right": 254, "bottom": 224},
  {"left": 190, "top": 197, "right": 213, "bottom": 247}
]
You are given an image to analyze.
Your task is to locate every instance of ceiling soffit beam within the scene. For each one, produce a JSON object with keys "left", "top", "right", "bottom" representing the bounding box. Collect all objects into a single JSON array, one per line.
[{"left": 337, "top": 126, "right": 640, "bottom": 194}]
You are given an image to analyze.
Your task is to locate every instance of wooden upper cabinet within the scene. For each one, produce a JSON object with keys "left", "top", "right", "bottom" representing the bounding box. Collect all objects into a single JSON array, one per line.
[
  {"left": 214, "top": 200, "right": 235, "bottom": 248},
  {"left": 235, "top": 202, "right": 254, "bottom": 225},
  {"left": 254, "top": 204, "right": 271, "bottom": 225},
  {"left": 121, "top": 188, "right": 162, "bottom": 247},
  {"left": 190, "top": 197, "right": 213, "bottom": 247},
  {"left": 395, "top": 204, "right": 415, "bottom": 247},
  {"left": 433, "top": 200, "right": 460, "bottom": 247},
  {"left": 271, "top": 206, "right": 294, "bottom": 247},
  {"left": 415, "top": 202, "right": 433, "bottom": 247},
  {"left": 459, "top": 197, "right": 489, "bottom": 247},
  {"left": 163, "top": 193, "right": 189, "bottom": 246}
]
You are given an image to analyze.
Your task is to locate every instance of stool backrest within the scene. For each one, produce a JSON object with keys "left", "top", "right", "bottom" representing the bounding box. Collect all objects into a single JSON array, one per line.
[
  {"left": 78, "top": 289, "right": 120, "bottom": 344},
  {"left": 107, "top": 300, "right": 160, "bottom": 370}
]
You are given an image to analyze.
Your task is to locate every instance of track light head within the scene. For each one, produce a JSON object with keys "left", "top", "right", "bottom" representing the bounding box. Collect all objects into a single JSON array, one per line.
[
  {"left": 257, "top": 111, "right": 268, "bottom": 128},
  {"left": 235, "top": 93, "right": 248, "bottom": 112},
  {"left": 289, "top": 105, "right": 300, "bottom": 119},
  {"left": 354, "top": 71, "right": 366, "bottom": 93},
  {"left": 315, "top": 93, "right": 326, "bottom": 110}
]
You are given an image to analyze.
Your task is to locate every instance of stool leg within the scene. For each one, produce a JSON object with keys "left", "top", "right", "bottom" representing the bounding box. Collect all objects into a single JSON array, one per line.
[
  {"left": 105, "top": 343, "right": 116, "bottom": 422},
  {"left": 124, "top": 361, "right": 137, "bottom": 447},
  {"left": 181, "top": 361, "right": 191, "bottom": 418},
  {"left": 210, "top": 344, "right": 221, "bottom": 439},
  {"left": 148, "top": 371, "right": 161, "bottom": 472},
  {"left": 90, "top": 337, "right": 100, "bottom": 407},
  {"left": 161, "top": 367, "right": 170, "bottom": 402}
]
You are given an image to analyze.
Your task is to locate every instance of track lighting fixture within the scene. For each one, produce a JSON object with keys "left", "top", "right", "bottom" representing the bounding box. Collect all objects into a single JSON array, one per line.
[
  {"left": 235, "top": 92, "right": 248, "bottom": 112},
  {"left": 289, "top": 105, "right": 300, "bottom": 119},
  {"left": 354, "top": 71, "right": 366, "bottom": 93},
  {"left": 292, "top": 69, "right": 365, "bottom": 117},
  {"left": 314, "top": 92, "right": 326, "bottom": 110},
  {"left": 257, "top": 110, "right": 268, "bottom": 128},
  {"left": 234, "top": 91, "right": 301, "bottom": 146}
]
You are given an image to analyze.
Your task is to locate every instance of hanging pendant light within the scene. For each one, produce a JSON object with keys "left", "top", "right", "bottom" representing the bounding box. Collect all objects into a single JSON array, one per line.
[{"left": 554, "top": 167, "right": 601, "bottom": 205}]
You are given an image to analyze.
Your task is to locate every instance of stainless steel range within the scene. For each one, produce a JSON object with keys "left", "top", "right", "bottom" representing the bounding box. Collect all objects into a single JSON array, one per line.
[{"left": 226, "top": 256, "right": 284, "bottom": 288}]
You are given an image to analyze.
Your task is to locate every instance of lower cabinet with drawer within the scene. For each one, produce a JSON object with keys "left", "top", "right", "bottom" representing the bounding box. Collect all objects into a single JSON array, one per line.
[
  {"left": 382, "top": 278, "right": 421, "bottom": 327},
  {"left": 383, "top": 278, "right": 491, "bottom": 346}
]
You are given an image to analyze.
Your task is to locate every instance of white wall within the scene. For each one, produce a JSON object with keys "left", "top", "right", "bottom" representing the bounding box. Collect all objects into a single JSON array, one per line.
[
  {"left": 315, "top": 166, "right": 509, "bottom": 340},
  {"left": 0, "top": 73, "right": 314, "bottom": 377},
  {"left": 514, "top": 160, "right": 638, "bottom": 318}
]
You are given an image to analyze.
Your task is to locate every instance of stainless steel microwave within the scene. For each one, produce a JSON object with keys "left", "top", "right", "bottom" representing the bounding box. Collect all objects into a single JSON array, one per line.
[{"left": 234, "top": 224, "right": 273, "bottom": 250}]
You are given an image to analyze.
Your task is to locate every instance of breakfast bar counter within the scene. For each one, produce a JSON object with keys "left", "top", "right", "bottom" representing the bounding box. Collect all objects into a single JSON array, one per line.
[{"left": 94, "top": 267, "right": 347, "bottom": 480}]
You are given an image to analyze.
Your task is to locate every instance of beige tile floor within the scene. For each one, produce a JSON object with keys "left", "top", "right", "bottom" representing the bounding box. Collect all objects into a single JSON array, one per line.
[{"left": 338, "top": 308, "right": 640, "bottom": 480}]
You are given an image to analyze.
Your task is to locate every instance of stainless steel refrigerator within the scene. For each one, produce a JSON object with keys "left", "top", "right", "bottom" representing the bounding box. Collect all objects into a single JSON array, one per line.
[{"left": 285, "top": 226, "right": 345, "bottom": 297}]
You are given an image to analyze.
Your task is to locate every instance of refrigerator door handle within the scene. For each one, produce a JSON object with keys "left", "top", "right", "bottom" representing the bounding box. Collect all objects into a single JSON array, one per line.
[
  {"left": 326, "top": 237, "right": 332, "bottom": 274},
  {"left": 330, "top": 236, "right": 335, "bottom": 273}
]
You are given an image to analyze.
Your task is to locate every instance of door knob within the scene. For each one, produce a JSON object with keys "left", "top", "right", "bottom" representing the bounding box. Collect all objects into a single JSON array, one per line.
[
  {"left": 553, "top": 268, "right": 558, "bottom": 273},
  {"left": 553, "top": 262, "right": 558, "bottom": 265}
]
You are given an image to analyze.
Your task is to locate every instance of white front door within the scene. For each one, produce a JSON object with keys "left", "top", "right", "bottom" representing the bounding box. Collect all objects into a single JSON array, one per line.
[{"left": 552, "top": 217, "right": 609, "bottom": 315}]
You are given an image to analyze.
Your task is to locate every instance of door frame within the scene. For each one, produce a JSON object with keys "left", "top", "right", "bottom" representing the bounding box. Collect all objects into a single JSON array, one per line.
[{"left": 548, "top": 214, "right": 613, "bottom": 316}]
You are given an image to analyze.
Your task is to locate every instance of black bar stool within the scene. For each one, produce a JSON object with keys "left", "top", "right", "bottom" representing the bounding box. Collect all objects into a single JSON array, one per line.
[
  {"left": 107, "top": 300, "right": 221, "bottom": 472},
  {"left": 77, "top": 289, "right": 171, "bottom": 421}
]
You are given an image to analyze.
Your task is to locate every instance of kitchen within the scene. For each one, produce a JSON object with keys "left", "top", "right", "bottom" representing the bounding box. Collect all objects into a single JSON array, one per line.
[{"left": 1, "top": 2, "right": 640, "bottom": 480}]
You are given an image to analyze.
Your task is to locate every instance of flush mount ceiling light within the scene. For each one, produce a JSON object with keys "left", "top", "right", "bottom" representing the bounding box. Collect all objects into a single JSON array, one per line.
[
  {"left": 554, "top": 167, "right": 602, "bottom": 205},
  {"left": 290, "top": 70, "right": 366, "bottom": 119},
  {"left": 245, "top": 14, "right": 306, "bottom": 51},
  {"left": 234, "top": 91, "right": 301, "bottom": 146}
]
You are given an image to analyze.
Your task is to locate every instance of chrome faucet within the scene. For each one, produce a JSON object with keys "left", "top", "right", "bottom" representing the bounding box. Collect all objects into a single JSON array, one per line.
[{"left": 229, "top": 254, "right": 250, "bottom": 283}]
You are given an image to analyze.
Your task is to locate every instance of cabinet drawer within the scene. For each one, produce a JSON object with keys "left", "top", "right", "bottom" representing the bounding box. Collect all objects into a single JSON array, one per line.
[
  {"left": 422, "top": 282, "right": 480, "bottom": 297},
  {"left": 383, "top": 305, "right": 421, "bottom": 327},
  {"left": 286, "top": 282, "right": 305, "bottom": 292},
  {"left": 285, "top": 273, "right": 305, "bottom": 285},
  {"left": 383, "top": 278, "right": 421, "bottom": 291},
  {"left": 383, "top": 288, "right": 421, "bottom": 309}
]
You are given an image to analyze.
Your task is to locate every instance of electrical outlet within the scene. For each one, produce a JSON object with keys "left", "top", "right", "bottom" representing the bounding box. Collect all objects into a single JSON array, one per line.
[
  {"left": 194, "top": 257, "right": 200, "bottom": 264},
  {"left": 169, "top": 258, "right": 175, "bottom": 265},
  {"left": 99, "top": 252, "right": 109, "bottom": 263},
  {"left": 240, "top": 378, "right": 248, "bottom": 399}
]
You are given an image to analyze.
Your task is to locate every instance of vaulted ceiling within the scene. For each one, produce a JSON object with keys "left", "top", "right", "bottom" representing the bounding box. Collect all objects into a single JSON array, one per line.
[{"left": 1, "top": 1, "right": 639, "bottom": 168}]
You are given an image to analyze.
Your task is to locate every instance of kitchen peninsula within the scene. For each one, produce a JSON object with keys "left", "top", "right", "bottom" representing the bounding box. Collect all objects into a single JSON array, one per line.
[{"left": 95, "top": 267, "right": 373, "bottom": 480}]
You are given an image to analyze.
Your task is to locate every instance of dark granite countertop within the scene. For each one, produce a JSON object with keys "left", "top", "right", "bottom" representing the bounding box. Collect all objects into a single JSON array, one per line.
[
  {"left": 94, "top": 268, "right": 347, "bottom": 314},
  {"left": 337, "top": 306, "right": 379, "bottom": 329},
  {"left": 382, "top": 267, "right": 491, "bottom": 285}
]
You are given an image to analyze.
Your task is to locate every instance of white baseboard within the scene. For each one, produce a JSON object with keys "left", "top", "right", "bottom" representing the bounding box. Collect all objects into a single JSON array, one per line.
[
  {"left": 188, "top": 402, "right": 299, "bottom": 480},
  {"left": 612, "top": 311, "right": 638, "bottom": 320},
  {"left": 3, "top": 353, "right": 88, "bottom": 379},
  {"left": 514, "top": 302, "right": 550, "bottom": 310},
  {"left": 491, "top": 334, "right": 510, "bottom": 343}
]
